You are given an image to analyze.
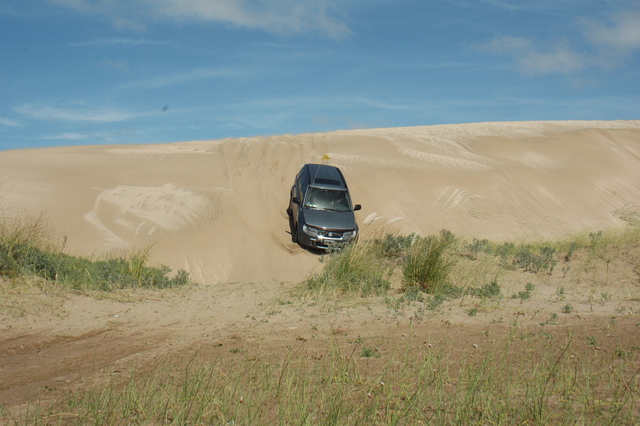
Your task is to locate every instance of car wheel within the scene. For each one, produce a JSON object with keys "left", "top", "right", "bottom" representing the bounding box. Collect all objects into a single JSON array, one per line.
[
  {"left": 290, "top": 216, "right": 298, "bottom": 243},
  {"left": 293, "top": 225, "right": 299, "bottom": 244},
  {"left": 287, "top": 191, "right": 293, "bottom": 216}
]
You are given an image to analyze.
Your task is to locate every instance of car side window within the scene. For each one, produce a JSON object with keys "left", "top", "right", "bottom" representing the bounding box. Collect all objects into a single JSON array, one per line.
[
  {"left": 299, "top": 171, "right": 308, "bottom": 198},
  {"left": 297, "top": 176, "right": 303, "bottom": 198}
]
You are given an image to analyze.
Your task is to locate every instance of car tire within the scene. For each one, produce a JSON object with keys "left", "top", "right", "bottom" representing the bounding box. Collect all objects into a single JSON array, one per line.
[
  {"left": 287, "top": 190, "right": 293, "bottom": 216},
  {"left": 290, "top": 216, "right": 298, "bottom": 243}
]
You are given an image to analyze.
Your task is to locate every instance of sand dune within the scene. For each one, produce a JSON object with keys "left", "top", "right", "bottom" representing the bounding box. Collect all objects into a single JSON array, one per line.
[{"left": 1, "top": 120, "right": 639, "bottom": 284}]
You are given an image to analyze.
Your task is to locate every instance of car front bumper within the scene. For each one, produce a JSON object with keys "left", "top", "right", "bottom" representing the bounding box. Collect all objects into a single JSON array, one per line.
[{"left": 299, "top": 226, "right": 357, "bottom": 250}]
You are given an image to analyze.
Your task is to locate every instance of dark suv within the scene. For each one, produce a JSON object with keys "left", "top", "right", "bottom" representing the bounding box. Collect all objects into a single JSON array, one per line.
[{"left": 287, "top": 163, "right": 361, "bottom": 250}]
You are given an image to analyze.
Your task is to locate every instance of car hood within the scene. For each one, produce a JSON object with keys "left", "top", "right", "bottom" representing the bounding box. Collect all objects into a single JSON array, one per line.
[{"left": 303, "top": 208, "right": 357, "bottom": 231}]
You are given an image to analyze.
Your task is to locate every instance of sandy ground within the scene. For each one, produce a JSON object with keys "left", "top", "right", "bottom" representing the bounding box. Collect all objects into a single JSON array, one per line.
[
  {"left": 2, "top": 120, "right": 640, "bottom": 284},
  {"left": 1, "top": 120, "right": 640, "bottom": 415}
]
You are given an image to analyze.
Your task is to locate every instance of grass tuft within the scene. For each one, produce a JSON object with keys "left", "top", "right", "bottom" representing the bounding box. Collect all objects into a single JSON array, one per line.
[
  {"left": 402, "top": 230, "right": 457, "bottom": 293},
  {"left": 1, "top": 217, "right": 192, "bottom": 291},
  {"left": 304, "top": 241, "right": 390, "bottom": 296}
]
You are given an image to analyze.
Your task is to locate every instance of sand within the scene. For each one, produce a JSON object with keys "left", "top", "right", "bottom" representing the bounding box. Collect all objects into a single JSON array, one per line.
[
  {"left": 2, "top": 120, "right": 640, "bottom": 416},
  {"left": 1, "top": 120, "right": 639, "bottom": 284}
]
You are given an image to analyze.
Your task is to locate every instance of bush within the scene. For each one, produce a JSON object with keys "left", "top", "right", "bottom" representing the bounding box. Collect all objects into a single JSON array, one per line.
[
  {"left": 1, "top": 218, "right": 191, "bottom": 290},
  {"left": 468, "top": 278, "right": 502, "bottom": 299},
  {"left": 0, "top": 215, "right": 56, "bottom": 278},
  {"left": 374, "top": 233, "right": 416, "bottom": 260},
  {"left": 305, "top": 242, "right": 390, "bottom": 296},
  {"left": 515, "top": 246, "right": 557, "bottom": 274},
  {"left": 56, "top": 255, "right": 191, "bottom": 291},
  {"left": 402, "top": 231, "right": 457, "bottom": 293}
]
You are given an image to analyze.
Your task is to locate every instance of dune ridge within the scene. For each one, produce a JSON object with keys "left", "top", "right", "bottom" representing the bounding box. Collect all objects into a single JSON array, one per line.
[{"left": 1, "top": 120, "right": 639, "bottom": 284}]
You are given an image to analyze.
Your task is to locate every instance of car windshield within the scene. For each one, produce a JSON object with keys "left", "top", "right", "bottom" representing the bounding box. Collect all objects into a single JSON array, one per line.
[{"left": 304, "top": 187, "right": 352, "bottom": 212}]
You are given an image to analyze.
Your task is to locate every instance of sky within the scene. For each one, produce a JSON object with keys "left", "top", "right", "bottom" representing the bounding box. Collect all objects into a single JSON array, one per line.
[{"left": 1, "top": 0, "right": 639, "bottom": 151}]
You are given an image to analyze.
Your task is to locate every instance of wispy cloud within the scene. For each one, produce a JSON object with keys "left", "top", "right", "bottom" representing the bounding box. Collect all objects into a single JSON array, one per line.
[
  {"left": 480, "top": 9, "right": 640, "bottom": 77},
  {"left": 153, "top": 0, "right": 349, "bottom": 38},
  {"left": 0, "top": 117, "right": 22, "bottom": 127},
  {"left": 479, "top": 0, "right": 519, "bottom": 11},
  {"left": 42, "top": 131, "right": 94, "bottom": 140},
  {"left": 583, "top": 11, "right": 640, "bottom": 53},
  {"left": 15, "top": 103, "right": 138, "bottom": 123},
  {"left": 0, "top": 3, "right": 25, "bottom": 16},
  {"left": 237, "top": 95, "right": 415, "bottom": 112},
  {"left": 103, "top": 58, "right": 131, "bottom": 73},
  {"left": 69, "top": 37, "right": 172, "bottom": 47},
  {"left": 49, "top": 0, "right": 350, "bottom": 38},
  {"left": 480, "top": 36, "right": 586, "bottom": 76},
  {"left": 41, "top": 129, "right": 138, "bottom": 142},
  {"left": 113, "top": 16, "right": 146, "bottom": 32},
  {"left": 121, "top": 67, "right": 246, "bottom": 90}
]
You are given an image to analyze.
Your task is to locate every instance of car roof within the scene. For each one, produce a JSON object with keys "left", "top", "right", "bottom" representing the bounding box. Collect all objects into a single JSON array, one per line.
[{"left": 304, "top": 163, "right": 347, "bottom": 191}]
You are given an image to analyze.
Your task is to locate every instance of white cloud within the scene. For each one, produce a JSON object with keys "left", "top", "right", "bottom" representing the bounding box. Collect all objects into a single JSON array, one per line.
[
  {"left": 69, "top": 37, "right": 171, "bottom": 47},
  {"left": 50, "top": 0, "right": 85, "bottom": 9},
  {"left": 480, "top": 0, "right": 519, "bottom": 11},
  {"left": 0, "top": 117, "right": 21, "bottom": 127},
  {"left": 15, "top": 104, "right": 136, "bottom": 123},
  {"left": 49, "top": 0, "right": 350, "bottom": 38},
  {"left": 481, "top": 36, "right": 586, "bottom": 76},
  {"left": 482, "top": 36, "right": 532, "bottom": 54},
  {"left": 103, "top": 58, "right": 131, "bottom": 73},
  {"left": 41, "top": 129, "right": 136, "bottom": 142},
  {"left": 42, "top": 131, "right": 94, "bottom": 140},
  {"left": 481, "top": 9, "right": 640, "bottom": 77},
  {"left": 113, "top": 16, "right": 146, "bottom": 32},
  {"left": 518, "top": 43, "right": 585, "bottom": 76},
  {"left": 154, "top": 0, "right": 349, "bottom": 37},
  {"left": 584, "top": 12, "right": 640, "bottom": 53},
  {"left": 122, "top": 67, "right": 245, "bottom": 90}
]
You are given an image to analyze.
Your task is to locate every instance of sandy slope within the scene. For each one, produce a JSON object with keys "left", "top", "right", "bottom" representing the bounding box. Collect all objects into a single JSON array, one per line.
[{"left": 1, "top": 120, "right": 640, "bottom": 284}]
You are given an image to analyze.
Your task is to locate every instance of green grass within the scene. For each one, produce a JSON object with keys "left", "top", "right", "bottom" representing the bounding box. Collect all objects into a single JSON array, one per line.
[
  {"left": 302, "top": 224, "right": 640, "bottom": 305},
  {"left": 9, "top": 326, "right": 639, "bottom": 425},
  {"left": 512, "top": 282, "right": 536, "bottom": 301},
  {"left": 1, "top": 216, "right": 191, "bottom": 291},
  {"left": 3, "top": 217, "right": 640, "bottom": 424},
  {"left": 402, "top": 230, "right": 458, "bottom": 293},
  {"left": 304, "top": 240, "right": 391, "bottom": 296}
]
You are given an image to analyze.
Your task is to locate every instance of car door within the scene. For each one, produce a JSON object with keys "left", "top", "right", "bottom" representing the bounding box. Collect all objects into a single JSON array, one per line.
[{"left": 290, "top": 171, "right": 304, "bottom": 222}]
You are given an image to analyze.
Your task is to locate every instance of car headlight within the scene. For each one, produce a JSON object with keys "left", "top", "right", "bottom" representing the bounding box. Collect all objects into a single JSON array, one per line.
[
  {"left": 302, "top": 224, "right": 319, "bottom": 237},
  {"left": 343, "top": 230, "right": 357, "bottom": 240}
]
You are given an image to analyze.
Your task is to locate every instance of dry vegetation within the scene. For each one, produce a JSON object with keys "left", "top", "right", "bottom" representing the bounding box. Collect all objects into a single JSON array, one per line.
[{"left": 1, "top": 218, "right": 640, "bottom": 424}]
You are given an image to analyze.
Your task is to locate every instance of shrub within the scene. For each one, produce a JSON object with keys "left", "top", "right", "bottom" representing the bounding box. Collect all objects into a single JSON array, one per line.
[
  {"left": 468, "top": 278, "right": 502, "bottom": 299},
  {"left": 402, "top": 231, "right": 457, "bottom": 293},
  {"left": 305, "top": 242, "right": 390, "bottom": 296},
  {"left": 515, "top": 246, "right": 557, "bottom": 274},
  {"left": 1, "top": 217, "right": 191, "bottom": 290},
  {"left": 0, "top": 215, "right": 56, "bottom": 278},
  {"left": 374, "top": 233, "right": 416, "bottom": 260},
  {"left": 512, "top": 282, "right": 535, "bottom": 301},
  {"left": 57, "top": 255, "right": 191, "bottom": 291},
  {"left": 462, "top": 238, "right": 490, "bottom": 259}
]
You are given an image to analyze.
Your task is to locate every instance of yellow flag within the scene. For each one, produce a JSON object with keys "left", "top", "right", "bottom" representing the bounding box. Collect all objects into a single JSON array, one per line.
[{"left": 322, "top": 154, "right": 331, "bottom": 161}]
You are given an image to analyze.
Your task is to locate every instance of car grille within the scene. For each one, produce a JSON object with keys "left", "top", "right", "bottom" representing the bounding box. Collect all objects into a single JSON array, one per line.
[{"left": 318, "top": 230, "right": 343, "bottom": 239}]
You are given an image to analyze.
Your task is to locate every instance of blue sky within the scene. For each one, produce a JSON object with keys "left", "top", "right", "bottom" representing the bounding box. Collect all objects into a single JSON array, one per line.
[{"left": 1, "top": 0, "right": 639, "bottom": 150}]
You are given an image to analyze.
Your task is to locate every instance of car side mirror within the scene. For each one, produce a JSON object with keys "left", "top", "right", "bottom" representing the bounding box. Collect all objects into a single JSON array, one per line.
[
  {"left": 353, "top": 204, "right": 361, "bottom": 211},
  {"left": 293, "top": 197, "right": 301, "bottom": 205}
]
